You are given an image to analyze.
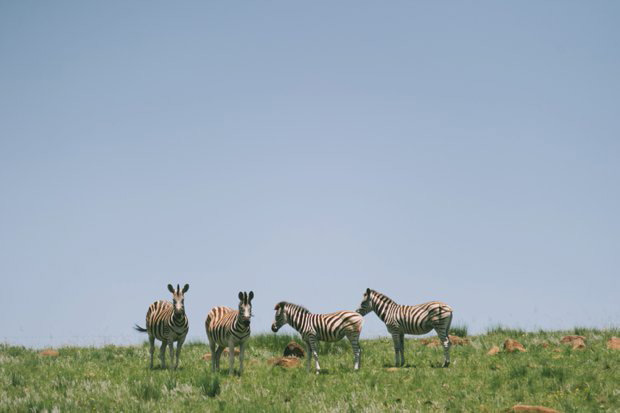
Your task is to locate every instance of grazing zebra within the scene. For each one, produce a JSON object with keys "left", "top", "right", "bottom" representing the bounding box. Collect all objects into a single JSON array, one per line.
[
  {"left": 134, "top": 283, "right": 189, "bottom": 370},
  {"left": 357, "top": 288, "right": 453, "bottom": 367},
  {"left": 271, "top": 302, "right": 364, "bottom": 374},
  {"left": 205, "top": 291, "right": 254, "bottom": 375}
]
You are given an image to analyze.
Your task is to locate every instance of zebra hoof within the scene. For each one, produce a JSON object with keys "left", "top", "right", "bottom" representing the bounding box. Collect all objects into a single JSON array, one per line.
[{"left": 442, "top": 361, "right": 450, "bottom": 368}]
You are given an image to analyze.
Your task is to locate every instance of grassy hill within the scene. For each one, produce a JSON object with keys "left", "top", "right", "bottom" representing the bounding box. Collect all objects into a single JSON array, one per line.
[{"left": 1, "top": 328, "right": 618, "bottom": 412}]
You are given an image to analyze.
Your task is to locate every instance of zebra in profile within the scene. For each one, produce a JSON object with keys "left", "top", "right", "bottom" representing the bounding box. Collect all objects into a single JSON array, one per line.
[
  {"left": 271, "top": 302, "right": 363, "bottom": 374},
  {"left": 357, "top": 288, "right": 453, "bottom": 367},
  {"left": 134, "top": 283, "right": 189, "bottom": 370},
  {"left": 205, "top": 291, "right": 254, "bottom": 375}
]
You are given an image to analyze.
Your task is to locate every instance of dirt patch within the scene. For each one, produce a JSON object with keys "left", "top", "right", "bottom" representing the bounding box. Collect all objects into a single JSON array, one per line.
[
  {"left": 503, "top": 339, "right": 526, "bottom": 353},
  {"left": 510, "top": 405, "right": 560, "bottom": 412},
  {"left": 607, "top": 337, "right": 620, "bottom": 350},
  {"left": 487, "top": 346, "right": 500, "bottom": 355},
  {"left": 385, "top": 367, "right": 400, "bottom": 372},
  {"left": 283, "top": 341, "right": 305, "bottom": 358},
  {"left": 39, "top": 349, "right": 59, "bottom": 357},
  {"left": 268, "top": 356, "right": 300, "bottom": 368}
]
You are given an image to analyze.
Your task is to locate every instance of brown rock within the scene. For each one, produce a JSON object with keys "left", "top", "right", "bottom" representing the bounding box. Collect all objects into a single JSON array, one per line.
[
  {"left": 202, "top": 348, "right": 240, "bottom": 361},
  {"left": 421, "top": 335, "right": 469, "bottom": 347},
  {"left": 511, "top": 405, "right": 560, "bottom": 412},
  {"left": 283, "top": 341, "right": 305, "bottom": 358},
  {"left": 487, "top": 345, "right": 500, "bottom": 355},
  {"left": 561, "top": 335, "right": 585, "bottom": 344},
  {"left": 607, "top": 337, "right": 620, "bottom": 350},
  {"left": 268, "top": 356, "right": 300, "bottom": 368},
  {"left": 39, "top": 349, "right": 59, "bottom": 357},
  {"left": 560, "top": 335, "right": 586, "bottom": 350},
  {"left": 503, "top": 339, "right": 526, "bottom": 353},
  {"left": 449, "top": 335, "right": 470, "bottom": 346}
]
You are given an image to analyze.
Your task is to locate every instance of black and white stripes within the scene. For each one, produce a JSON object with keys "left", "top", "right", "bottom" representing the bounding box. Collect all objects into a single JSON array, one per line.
[
  {"left": 357, "top": 288, "right": 453, "bottom": 367},
  {"left": 205, "top": 291, "right": 254, "bottom": 375},
  {"left": 271, "top": 302, "right": 363, "bottom": 373},
  {"left": 134, "top": 283, "right": 189, "bottom": 370}
]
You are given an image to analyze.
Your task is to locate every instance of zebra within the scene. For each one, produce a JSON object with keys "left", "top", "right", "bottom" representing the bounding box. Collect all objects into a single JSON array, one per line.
[
  {"left": 205, "top": 291, "right": 254, "bottom": 375},
  {"left": 357, "top": 288, "right": 453, "bottom": 367},
  {"left": 134, "top": 283, "right": 189, "bottom": 370},
  {"left": 271, "top": 301, "right": 363, "bottom": 374}
]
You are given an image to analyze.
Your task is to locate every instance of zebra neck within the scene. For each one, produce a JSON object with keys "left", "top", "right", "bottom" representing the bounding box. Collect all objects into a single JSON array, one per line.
[
  {"left": 287, "top": 308, "right": 306, "bottom": 332},
  {"left": 233, "top": 315, "right": 249, "bottom": 332},
  {"left": 172, "top": 312, "right": 186, "bottom": 326},
  {"left": 372, "top": 295, "right": 396, "bottom": 322}
]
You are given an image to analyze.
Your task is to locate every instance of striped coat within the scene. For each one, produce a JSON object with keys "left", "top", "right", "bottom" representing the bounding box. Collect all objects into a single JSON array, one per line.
[
  {"left": 271, "top": 301, "right": 364, "bottom": 373},
  {"left": 357, "top": 288, "right": 453, "bottom": 367},
  {"left": 134, "top": 283, "right": 189, "bottom": 370},
  {"left": 205, "top": 291, "right": 253, "bottom": 375}
]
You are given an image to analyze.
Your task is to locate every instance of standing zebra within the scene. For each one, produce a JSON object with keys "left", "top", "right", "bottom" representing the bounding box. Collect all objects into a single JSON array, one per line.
[
  {"left": 134, "top": 283, "right": 189, "bottom": 370},
  {"left": 205, "top": 291, "right": 254, "bottom": 375},
  {"left": 271, "top": 302, "right": 363, "bottom": 374},
  {"left": 357, "top": 288, "right": 453, "bottom": 367}
]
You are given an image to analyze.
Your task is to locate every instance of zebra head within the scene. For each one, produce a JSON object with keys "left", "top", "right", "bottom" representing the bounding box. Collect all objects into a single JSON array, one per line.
[
  {"left": 271, "top": 302, "right": 287, "bottom": 332},
  {"left": 237, "top": 291, "right": 254, "bottom": 327},
  {"left": 168, "top": 283, "right": 189, "bottom": 315},
  {"left": 357, "top": 288, "right": 374, "bottom": 315}
]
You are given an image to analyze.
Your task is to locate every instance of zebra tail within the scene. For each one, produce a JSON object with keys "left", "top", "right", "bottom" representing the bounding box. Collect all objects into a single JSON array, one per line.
[{"left": 134, "top": 324, "right": 148, "bottom": 333}]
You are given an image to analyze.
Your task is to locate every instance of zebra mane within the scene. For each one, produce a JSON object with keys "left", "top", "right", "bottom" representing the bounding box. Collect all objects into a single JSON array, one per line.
[
  {"left": 371, "top": 290, "right": 397, "bottom": 305},
  {"left": 281, "top": 302, "right": 311, "bottom": 314}
]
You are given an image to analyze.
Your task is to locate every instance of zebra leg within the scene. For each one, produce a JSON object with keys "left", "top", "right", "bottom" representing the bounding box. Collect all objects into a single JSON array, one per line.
[
  {"left": 391, "top": 332, "right": 401, "bottom": 367},
  {"left": 168, "top": 341, "right": 174, "bottom": 370},
  {"left": 214, "top": 345, "right": 225, "bottom": 371},
  {"left": 347, "top": 332, "right": 362, "bottom": 370},
  {"left": 309, "top": 337, "right": 321, "bottom": 374},
  {"left": 159, "top": 340, "right": 167, "bottom": 369},
  {"left": 399, "top": 333, "right": 405, "bottom": 366},
  {"left": 228, "top": 340, "right": 236, "bottom": 375},
  {"left": 175, "top": 338, "right": 185, "bottom": 369},
  {"left": 239, "top": 342, "right": 246, "bottom": 375},
  {"left": 434, "top": 320, "right": 452, "bottom": 367},
  {"left": 148, "top": 335, "right": 155, "bottom": 369},
  {"left": 305, "top": 341, "right": 312, "bottom": 372},
  {"left": 209, "top": 339, "right": 217, "bottom": 372}
]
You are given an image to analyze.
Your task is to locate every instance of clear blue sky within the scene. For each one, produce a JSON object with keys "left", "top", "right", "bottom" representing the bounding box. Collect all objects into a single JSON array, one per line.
[{"left": 1, "top": 1, "right": 619, "bottom": 347}]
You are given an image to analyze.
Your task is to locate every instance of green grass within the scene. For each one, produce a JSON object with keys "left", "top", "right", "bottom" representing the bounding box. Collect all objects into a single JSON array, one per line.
[{"left": 1, "top": 329, "right": 619, "bottom": 412}]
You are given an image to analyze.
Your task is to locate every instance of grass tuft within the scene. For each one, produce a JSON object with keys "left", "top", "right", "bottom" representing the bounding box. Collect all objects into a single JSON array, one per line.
[{"left": 450, "top": 324, "right": 468, "bottom": 337}]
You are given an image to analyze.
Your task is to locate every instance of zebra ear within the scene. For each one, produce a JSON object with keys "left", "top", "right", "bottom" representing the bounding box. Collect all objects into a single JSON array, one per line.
[
  {"left": 239, "top": 291, "right": 244, "bottom": 301},
  {"left": 274, "top": 303, "right": 280, "bottom": 311},
  {"left": 182, "top": 284, "right": 189, "bottom": 293},
  {"left": 366, "top": 288, "right": 371, "bottom": 295},
  {"left": 177, "top": 284, "right": 180, "bottom": 293},
  {"left": 248, "top": 291, "right": 254, "bottom": 302},
  {"left": 168, "top": 284, "right": 175, "bottom": 293}
]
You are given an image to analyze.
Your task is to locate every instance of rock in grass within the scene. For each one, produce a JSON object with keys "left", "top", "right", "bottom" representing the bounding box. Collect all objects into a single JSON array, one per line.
[
  {"left": 268, "top": 356, "right": 300, "bottom": 368},
  {"left": 560, "top": 335, "right": 585, "bottom": 344},
  {"left": 283, "top": 341, "right": 305, "bottom": 358},
  {"left": 39, "top": 349, "right": 59, "bottom": 357},
  {"left": 561, "top": 335, "right": 586, "bottom": 350},
  {"left": 202, "top": 348, "right": 240, "bottom": 361},
  {"left": 503, "top": 339, "right": 526, "bottom": 353},
  {"left": 510, "top": 404, "right": 560, "bottom": 412},
  {"left": 420, "top": 335, "right": 469, "bottom": 347},
  {"left": 487, "top": 346, "right": 500, "bottom": 355},
  {"left": 607, "top": 337, "right": 620, "bottom": 350}
]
